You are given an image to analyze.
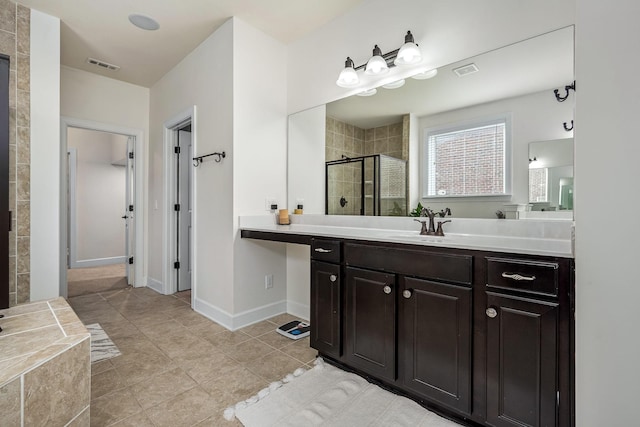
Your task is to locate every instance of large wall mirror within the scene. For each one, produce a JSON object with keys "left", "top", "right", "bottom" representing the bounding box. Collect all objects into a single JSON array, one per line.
[{"left": 288, "top": 26, "right": 575, "bottom": 219}]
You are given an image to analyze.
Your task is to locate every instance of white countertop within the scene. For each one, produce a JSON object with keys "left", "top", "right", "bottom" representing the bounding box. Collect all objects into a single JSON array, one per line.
[{"left": 240, "top": 214, "right": 574, "bottom": 258}]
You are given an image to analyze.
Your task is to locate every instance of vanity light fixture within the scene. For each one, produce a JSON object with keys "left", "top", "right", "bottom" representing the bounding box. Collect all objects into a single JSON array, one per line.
[
  {"left": 356, "top": 88, "right": 377, "bottom": 97},
  {"left": 382, "top": 79, "right": 405, "bottom": 89},
  {"left": 411, "top": 68, "right": 438, "bottom": 80},
  {"left": 336, "top": 30, "right": 423, "bottom": 88}
]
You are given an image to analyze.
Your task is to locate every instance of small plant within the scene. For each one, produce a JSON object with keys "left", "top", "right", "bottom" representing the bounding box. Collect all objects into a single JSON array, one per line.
[{"left": 410, "top": 202, "right": 425, "bottom": 217}]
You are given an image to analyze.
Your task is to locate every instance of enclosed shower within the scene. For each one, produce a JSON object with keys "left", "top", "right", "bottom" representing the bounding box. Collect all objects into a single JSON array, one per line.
[{"left": 326, "top": 154, "right": 407, "bottom": 216}]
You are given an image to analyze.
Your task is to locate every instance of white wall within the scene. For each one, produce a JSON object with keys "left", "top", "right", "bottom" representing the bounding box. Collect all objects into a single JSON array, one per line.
[
  {"left": 575, "top": 0, "right": 640, "bottom": 425},
  {"left": 68, "top": 128, "right": 126, "bottom": 264},
  {"left": 416, "top": 89, "right": 573, "bottom": 218},
  {"left": 287, "top": 0, "right": 575, "bottom": 114},
  {"left": 30, "top": 9, "right": 60, "bottom": 301}
]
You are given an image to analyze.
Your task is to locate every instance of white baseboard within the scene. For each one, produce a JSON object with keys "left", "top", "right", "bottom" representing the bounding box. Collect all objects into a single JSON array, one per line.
[
  {"left": 71, "top": 256, "right": 126, "bottom": 269},
  {"left": 147, "top": 277, "right": 164, "bottom": 294},
  {"left": 286, "top": 301, "right": 310, "bottom": 322},
  {"left": 193, "top": 297, "right": 288, "bottom": 331}
]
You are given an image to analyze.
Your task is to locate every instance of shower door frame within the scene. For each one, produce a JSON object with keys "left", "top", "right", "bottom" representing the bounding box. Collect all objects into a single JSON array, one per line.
[{"left": 325, "top": 155, "right": 380, "bottom": 216}]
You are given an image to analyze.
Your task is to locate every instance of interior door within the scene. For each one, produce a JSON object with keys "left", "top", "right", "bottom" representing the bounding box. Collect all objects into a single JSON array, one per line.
[
  {"left": 0, "top": 55, "right": 9, "bottom": 309},
  {"left": 176, "top": 128, "right": 192, "bottom": 291},
  {"left": 125, "top": 136, "right": 135, "bottom": 285}
]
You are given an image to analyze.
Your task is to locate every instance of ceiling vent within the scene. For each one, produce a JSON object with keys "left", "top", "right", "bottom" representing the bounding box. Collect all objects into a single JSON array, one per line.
[
  {"left": 453, "top": 63, "right": 479, "bottom": 77},
  {"left": 87, "top": 57, "right": 120, "bottom": 71}
]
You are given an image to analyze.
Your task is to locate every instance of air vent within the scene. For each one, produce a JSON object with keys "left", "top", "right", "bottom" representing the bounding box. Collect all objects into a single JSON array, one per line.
[
  {"left": 453, "top": 63, "right": 479, "bottom": 77},
  {"left": 87, "top": 57, "right": 120, "bottom": 71}
]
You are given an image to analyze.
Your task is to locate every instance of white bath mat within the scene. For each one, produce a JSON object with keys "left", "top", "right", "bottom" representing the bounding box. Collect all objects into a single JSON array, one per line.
[
  {"left": 86, "top": 323, "right": 121, "bottom": 364},
  {"left": 224, "top": 358, "right": 460, "bottom": 426}
]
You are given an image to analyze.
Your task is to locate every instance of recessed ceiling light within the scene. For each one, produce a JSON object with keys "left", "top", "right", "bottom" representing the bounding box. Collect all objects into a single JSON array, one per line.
[{"left": 128, "top": 14, "right": 160, "bottom": 31}]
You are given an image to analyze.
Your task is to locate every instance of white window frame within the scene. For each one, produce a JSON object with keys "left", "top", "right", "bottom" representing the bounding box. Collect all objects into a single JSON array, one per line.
[{"left": 421, "top": 114, "right": 512, "bottom": 199}]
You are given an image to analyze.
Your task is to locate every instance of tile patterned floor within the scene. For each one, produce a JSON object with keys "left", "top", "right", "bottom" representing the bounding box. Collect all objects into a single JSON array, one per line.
[{"left": 67, "top": 287, "right": 317, "bottom": 426}]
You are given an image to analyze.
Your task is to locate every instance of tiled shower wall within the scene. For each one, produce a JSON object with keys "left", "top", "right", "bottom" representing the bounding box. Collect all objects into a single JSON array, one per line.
[{"left": 1, "top": 0, "right": 31, "bottom": 306}]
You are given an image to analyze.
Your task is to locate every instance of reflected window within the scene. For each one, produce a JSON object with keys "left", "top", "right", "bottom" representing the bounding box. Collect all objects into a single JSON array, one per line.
[
  {"left": 423, "top": 116, "right": 511, "bottom": 198},
  {"left": 529, "top": 168, "right": 548, "bottom": 202}
]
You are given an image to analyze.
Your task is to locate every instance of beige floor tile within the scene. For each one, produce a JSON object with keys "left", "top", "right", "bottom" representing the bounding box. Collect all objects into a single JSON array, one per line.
[
  {"left": 196, "top": 413, "right": 244, "bottom": 427},
  {"left": 190, "top": 320, "right": 228, "bottom": 338},
  {"left": 153, "top": 330, "right": 207, "bottom": 359},
  {"left": 239, "top": 320, "right": 278, "bottom": 337},
  {"left": 222, "top": 338, "right": 275, "bottom": 364},
  {"left": 256, "top": 329, "right": 298, "bottom": 349},
  {"left": 280, "top": 338, "right": 318, "bottom": 364},
  {"left": 136, "top": 318, "right": 190, "bottom": 339},
  {"left": 268, "top": 312, "right": 303, "bottom": 325},
  {"left": 91, "top": 359, "right": 114, "bottom": 376},
  {"left": 243, "top": 351, "right": 306, "bottom": 383},
  {"left": 172, "top": 309, "right": 213, "bottom": 328},
  {"left": 145, "top": 387, "right": 218, "bottom": 427},
  {"left": 90, "top": 388, "right": 143, "bottom": 427},
  {"left": 178, "top": 351, "right": 241, "bottom": 384},
  {"left": 200, "top": 364, "right": 266, "bottom": 402},
  {"left": 202, "top": 330, "right": 252, "bottom": 351},
  {"left": 108, "top": 410, "right": 156, "bottom": 427},
  {"left": 91, "top": 368, "right": 128, "bottom": 400},
  {"left": 113, "top": 354, "right": 176, "bottom": 387},
  {"left": 130, "top": 367, "right": 197, "bottom": 409}
]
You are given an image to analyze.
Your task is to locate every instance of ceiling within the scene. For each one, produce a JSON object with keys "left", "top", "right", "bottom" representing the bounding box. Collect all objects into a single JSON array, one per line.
[
  {"left": 327, "top": 26, "right": 574, "bottom": 129},
  {"left": 17, "top": 0, "right": 364, "bottom": 87}
]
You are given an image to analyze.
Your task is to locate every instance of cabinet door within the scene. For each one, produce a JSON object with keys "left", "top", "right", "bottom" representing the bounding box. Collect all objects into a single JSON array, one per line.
[
  {"left": 486, "top": 292, "right": 558, "bottom": 427},
  {"left": 399, "top": 277, "right": 472, "bottom": 415},
  {"left": 345, "top": 267, "right": 396, "bottom": 382},
  {"left": 310, "top": 261, "right": 341, "bottom": 358}
]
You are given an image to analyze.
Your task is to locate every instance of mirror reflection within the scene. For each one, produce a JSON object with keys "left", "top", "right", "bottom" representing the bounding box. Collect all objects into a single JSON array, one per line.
[
  {"left": 528, "top": 138, "right": 574, "bottom": 212},
  {"left": 305, "top": 26, "right": 575, "bottom": 218}
]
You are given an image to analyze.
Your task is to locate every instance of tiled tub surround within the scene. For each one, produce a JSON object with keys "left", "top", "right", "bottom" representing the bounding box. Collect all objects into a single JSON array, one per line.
[
  {"left": 239, "top": 214, "right": 574, "bottom": 258},
  {"left": 0, "top": 298, "right": 91, "bottom": 426}
]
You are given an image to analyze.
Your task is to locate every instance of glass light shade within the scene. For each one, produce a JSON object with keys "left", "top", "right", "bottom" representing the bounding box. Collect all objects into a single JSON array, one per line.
[
  {"left": 382, "top": 79, "right": 405, "bottom": 89},
  {"left": 356, "top": 88, "right": 377, "bottom": 97},
  {"left": 411, "top": 68, "right": 438, "bottom": 80},
  {"left": 365, "top": 45, "right": 389, "bottom": 75},
  {"left": 394, "top": 31, "right": 422, "bottom": 66},
  {"left": 336, "top": 57, "right": 359, "bottom": 88}
]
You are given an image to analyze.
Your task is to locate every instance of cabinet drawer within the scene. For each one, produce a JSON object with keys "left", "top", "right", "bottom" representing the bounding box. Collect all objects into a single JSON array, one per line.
[
  {"left": 345, "top": 243, "right": 472, "bottom": 286},
  {"left": 311, "top": 238, "right": 341, "bottom": 263},
  {"left": 486, "top": 257, "right": 558, "bottom": 297}
]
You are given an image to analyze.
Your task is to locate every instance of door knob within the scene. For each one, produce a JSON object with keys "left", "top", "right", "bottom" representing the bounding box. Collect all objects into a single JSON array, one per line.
[
  {"left": 402, "top": 289, "right": 412, "bottom": 299},
  {"left": 121, "top": 215, "right": 128, "bottom": 219},
  {"left": 486, "top": 307, "right": 498, "bottom": 318},
  {"left": 383, "top": 285, "right": 392, "bottom": 294},
  {"left": 329, "top": 274, "right": 337, "bottom": 282}
]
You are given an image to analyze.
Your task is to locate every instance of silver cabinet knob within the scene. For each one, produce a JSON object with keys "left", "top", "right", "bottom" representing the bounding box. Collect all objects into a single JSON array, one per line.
[
  {"left": 486, "top": 307, "right": 498, "bottom": 318},
  {"left": 383, "top": 285, "right": 392, "bottom": 294},
  {"left": 402, "top": 290, "right": 412, "bottom": 299},
  {"left": 329, "top": 274, "right": 337, "bottom": 282}
]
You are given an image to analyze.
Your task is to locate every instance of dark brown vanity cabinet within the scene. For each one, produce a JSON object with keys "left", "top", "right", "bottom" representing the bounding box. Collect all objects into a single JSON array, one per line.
[
  {"left": 399, "top": 276, "right": 472, "bottom": 415},
  {"left": 304, "top": 239, "right": 573, "bottom": 427},
  {"left": 344, "top": 266, "right": 396, "bottom": 382},
  {"left": 310, "top": 239, "right": 342, "bottom": 359}
]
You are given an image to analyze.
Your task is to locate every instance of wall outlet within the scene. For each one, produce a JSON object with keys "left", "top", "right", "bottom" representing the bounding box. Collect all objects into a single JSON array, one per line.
[
  {"left": 265, "top": 198, "right": 276, "bottom": 211},
  {"left": 265, "top": 274, "right": 274, "bottom": 289}
]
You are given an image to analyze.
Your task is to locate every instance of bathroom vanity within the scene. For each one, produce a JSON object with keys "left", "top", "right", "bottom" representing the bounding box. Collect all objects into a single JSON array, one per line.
[{"left": 241, "top": 215, "right": 574, "bottom": 427}]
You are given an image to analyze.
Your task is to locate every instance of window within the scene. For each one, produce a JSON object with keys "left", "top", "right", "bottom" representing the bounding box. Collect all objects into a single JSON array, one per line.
[
  {"left": 528, "top": 167, "right": 548, "bottom": 202},
  {"left": 422, "top": 116, "right": 510, "bottom": 198}
]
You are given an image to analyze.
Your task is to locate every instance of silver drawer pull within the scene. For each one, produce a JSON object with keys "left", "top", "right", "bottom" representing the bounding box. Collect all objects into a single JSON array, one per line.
[
  {"left": 502, "top": 272, "right": 536, "bottom": 281},
  {"left": 383, "top": 285, "right": 392, "bottom": 294},
  {"left": 329, "top": 274, "right": 337, "bottom": 282},
  {"left": 314, "top": 248, "right": 332, "bottom": 253},
  {"left": 402, "top": 289, "right": 412, "bottom": 299},
  {"left": 486, "top": 307, "right": 498, "bottom": 318}
]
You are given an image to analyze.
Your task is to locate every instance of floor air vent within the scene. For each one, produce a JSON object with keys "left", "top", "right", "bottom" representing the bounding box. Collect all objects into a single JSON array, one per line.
[{"left": 87, "top": 57, "right": 120, "bottom": 71}]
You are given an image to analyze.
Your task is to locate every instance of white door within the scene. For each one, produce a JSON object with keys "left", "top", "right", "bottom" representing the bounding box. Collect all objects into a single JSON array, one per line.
[
  {"left": 176, "top": 129, "right": 192, "bottom": 291},
  {"left": 125, "top": 136, "right": 136, "bottom": 285}
]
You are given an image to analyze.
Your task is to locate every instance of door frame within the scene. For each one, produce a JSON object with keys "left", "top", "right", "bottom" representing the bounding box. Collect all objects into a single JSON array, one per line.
[
  {"left": 162, "top": 106, "right": 197, "bottom": 301},
  {"left": 60, "top": 116, "right": 145, "bottom": 297}
]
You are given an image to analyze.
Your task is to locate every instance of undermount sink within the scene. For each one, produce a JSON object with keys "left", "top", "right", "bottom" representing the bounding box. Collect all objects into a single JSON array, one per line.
[{"left": 386, "top": 234, "right": 446, "bottom": 243}]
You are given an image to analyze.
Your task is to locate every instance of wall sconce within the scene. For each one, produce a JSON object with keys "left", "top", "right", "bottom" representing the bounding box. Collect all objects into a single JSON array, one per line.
[{"left": 336, "top": 30, "right": 425, "bottom": 88}]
